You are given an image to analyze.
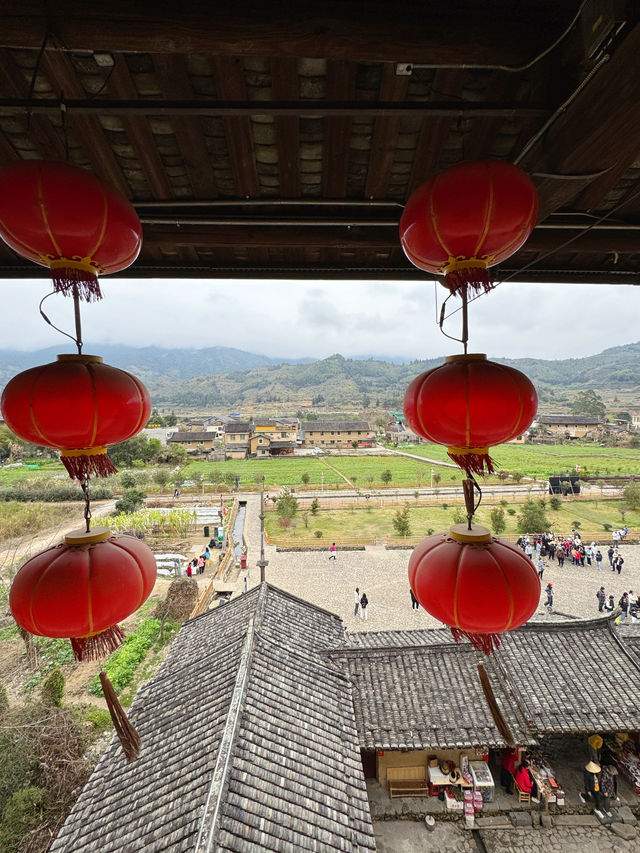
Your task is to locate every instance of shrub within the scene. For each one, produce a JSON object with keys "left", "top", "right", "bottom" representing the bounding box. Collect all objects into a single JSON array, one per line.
[
  {"left": 427, "top": 527, "right": 434, "bottom": 536},
  {"left": 114, "top": 488, "right": 147, "bottom": 514},
  {"left": 572, "top": 520, "right": 582, "bottom": 529},
  {"left": 549, "top": 496, "right": 562, "bottom": 511},
  {"left": 314, "top": 530, "right": 323, "bottom": 538},
  {"left": 507, "top": 508, "right": 516, "bottom": 516},
  {"left": 0, "top": 786, "right": 45, "bottom": 852},
  {"left": 84, "top": 707, "right": 113, "bottom": 735},
  {"left": 603, "top": 523, "right": 612, "bottom": 531},
  {"left": 517, "top": 499, "right": 550, "bottom": 534},
  {"left": 511, "top": 471, "right": 524, "bottom": 483},
  {"left": 392, "top": 504, "right": 412, "bottom": 536},
  {"left": 41, "top": 667, "right": 64, "bottom": 707},
  {"left": 489, "top": 507, "right": 506, "bottom": 534},
  {"left": 310, "top": 498, "right": 320, "bottom": 516},
  {"left": 452, "top": 507, "right": 466, "bottom": 525}
]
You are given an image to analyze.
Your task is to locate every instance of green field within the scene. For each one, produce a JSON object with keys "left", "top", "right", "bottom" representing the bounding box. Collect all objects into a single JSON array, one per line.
[
  {"left": 398, "top": 442, "right": 640, "bottom": 478},
  {"left": 180, "top": 458, "right": 344, "bottom": 487},
  {"left": 0, "top": 461, "right": 66, "bottom": 485},
  {"left": 327, "top": 455, "right": 461, "bottom": 487},
  {"left": 266, "top": 497, "right": 639, "bottom": 543}
]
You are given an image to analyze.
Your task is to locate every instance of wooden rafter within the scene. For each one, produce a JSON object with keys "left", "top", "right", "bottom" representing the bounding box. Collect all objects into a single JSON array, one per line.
[
  {"left": 271, "top": 57, "right": 300, "bottom": 199},
  {"left": 365, "top": 64, "right": 409, "bottom": 199},
  {"left": 323, "top": 60, "right": 356, "bottom": 199},
  {"left": 212, "top": 56, "right": 259, "bottom": 198}
]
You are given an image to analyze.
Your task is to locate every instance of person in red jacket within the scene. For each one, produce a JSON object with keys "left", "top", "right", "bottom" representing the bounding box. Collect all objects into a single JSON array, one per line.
[
  {"left": 500, "top": 748, "right": 518, "bottom": 794},
  {"left": 514, "top": 761, "right": 540, "bottom": 803}
]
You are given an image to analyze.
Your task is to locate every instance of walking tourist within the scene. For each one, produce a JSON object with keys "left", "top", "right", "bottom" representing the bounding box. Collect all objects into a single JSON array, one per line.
[
  {"left": 360, "top": 591, "right": 369, "bottom": 620},
  {"left": 544, "top": 583, "right": 553, "bottom": 610},
  {"left": 614, "top": 552, "right": 624, "bottom": 575},
  {"left": 595, "top": 549, "right": 603, "bottom": 571},
  {"left": 410, "top": 588, "right": 420, "bottom": 610},
  {"left": 607, "top": 545, "right": 615, "bottom": 567},
  {"left": 596, "top": 587, "right": 606, "bottom": 612},
  {"left": 580, "top": 762, "right": 603, "bottom": 810},
  {"left": 537, "top": 557, "right": 545, "bottom": 579},
  {"left": 557, "top": 544, "right": 565, "bottom": 568},
  {"left": 618, "top": 592, "right": 629, "bottom": 621},
  {"left": 329, "top": 542, "right": 337, "bottom": 560},
  {"left": 354, "top": 587, "right": 360, "bottom": 617}
]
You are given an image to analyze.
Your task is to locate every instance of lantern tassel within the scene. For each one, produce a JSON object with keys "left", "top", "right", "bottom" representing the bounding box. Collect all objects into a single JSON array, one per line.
[
  {"left": 99, "top": 671, "right": 141, "bottom": 763},
  {"left": 71, "top": 624, "right": 126, "bottom": 662},
  {"left": 447, "top": 446, "right": 497, "bottom": 477},
  {"left": 51, "top": 266, "right": 102, "bottom": 302},
  {"left": 451, "top": 627, "right": 501, "bottom": 655},
  {"left": 444, "top": 266, "right": 494, "bottom": 297},
  {"left": 61, "top": 450, "right": 117, "bottom": 480}
]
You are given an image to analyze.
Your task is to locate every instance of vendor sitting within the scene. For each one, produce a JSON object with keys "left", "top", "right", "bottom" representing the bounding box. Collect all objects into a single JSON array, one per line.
[{"left": 514, "top": 760, "right": 540, "bottom": 803}]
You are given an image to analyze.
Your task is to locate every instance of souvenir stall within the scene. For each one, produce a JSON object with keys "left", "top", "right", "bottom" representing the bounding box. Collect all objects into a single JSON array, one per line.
[
  {"left": 524, "top": 748, "right": 566, "bottom": 807},
  {"left": 604, "top": 734, "right": 640, "bottom": 794}
]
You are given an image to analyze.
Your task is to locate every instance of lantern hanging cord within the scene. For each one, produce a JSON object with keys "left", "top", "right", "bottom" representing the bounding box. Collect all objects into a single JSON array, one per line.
[
  {"left": 80, "top": 479, "right": 92, "bottom": 534},
  {"left": 39, "top": 289, "right": 83, "bottom": 354},
  {"left": 438, "top": 289, "right": 469, "bottom": 353}
]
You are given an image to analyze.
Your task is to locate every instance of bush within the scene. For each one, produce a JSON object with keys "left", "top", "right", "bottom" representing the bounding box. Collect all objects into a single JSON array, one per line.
[
  {"left": 41, "top": 667, "right": 64, "bottom": 707},
  {"left": 489, "top": 507, "right": 506, "bottom": 534},
  {"left": 549, "top": 496, "right": 562, "bottom": 511},
  {"left": 84, "top": 707, "right": 113, "bottom": 735},
  {"left": 516, "top": 498, "right": 550, "bottom": 534},
  {"left": 0, "top": 480, "right": 112, "bottom": 503},
  {"left": 314, "top": 530, "right": 323, "bottom": 538},
  {"left": 572, "top": 520, "right": 582, "bottom": 529},
  {"left": 603, "top": 523, "right": 612, "bottom": 531},
  {"left": 452, "top": 507, "right": 466, "bottom": 525},
  {"left": 392, "top": 503, "right": 412, "bottom": 536},
  {"left": 507, "top": 508, "right": 516, "bottom": 516},
  {"left": 0, "top": 786, "right": 45, "bottom": 852},
  {"left": 114, "top": 488, "right": 147, "bottom": 515},
  {"left": 310, "top": 498, "right": 320, "bottom": 516},
  {"left": 427, "top": 527, "right": 434, "bottom": 536}
]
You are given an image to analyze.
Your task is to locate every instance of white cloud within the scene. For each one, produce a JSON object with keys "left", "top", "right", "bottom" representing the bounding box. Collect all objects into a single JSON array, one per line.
[{"left": 0, "top": 276, "right": 638, "bottom": 362}]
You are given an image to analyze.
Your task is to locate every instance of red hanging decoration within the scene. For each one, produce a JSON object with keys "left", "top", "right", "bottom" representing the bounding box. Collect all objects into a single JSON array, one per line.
[
  {"left": 403, "top": 353, "right": 537, "bottom": 476},
  {"left": 1, "top": 354, "right": 151, "bottom": 480},
  {"left": 9, "top": 528, "right": 157, "bottom": 661},
  {"left": 399, "top": 160, "right": 538, "bottom": 296},
  {"left": 0, "top": 160, "right": 142, "bottom": 301},
  {"left": 408, "top": 524, "right": 541, "bottom": 653}
]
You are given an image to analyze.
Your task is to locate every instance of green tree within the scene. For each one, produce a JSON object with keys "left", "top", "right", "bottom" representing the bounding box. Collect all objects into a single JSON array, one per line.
[
  {"left": 351, "top": 440, "right": 359, "bottom": 448},
  {"left": 392, "top": 503, "right": 412, "bottom": 536},
  {"left": 153, "top": 469, "right": 170, "bottom": 492},
  {"left": 110, "top": 435, "right": 157, "bottom": 467},
  {"left": 380, "top": 469, "right": 393, "bottom": 486},
  {"left": 511, "top": 471, "right": 524, "bottom": 483},
  {"left": 310, "top": 497, "right": 320, "bottom": 515},
  {"left": 623, "top": 482, "right": 640, "bottom": 511},
  {"left": 571, "top": 389, "right": 606, "bottom": 417},
  {"left": 276, "top": 489, "right": 298, "bottom": 521},
  {"left": 165, "top": 413, "right": 178, "bottom": 427},
  {"left": 41, "top": 667, "right": 64, "bottom": 707},
  {"left": 549, "top": 495, "right": 562, "bottom": 511},
  {"left": 253, "top": 471, "right": 266, "bottom": 486},
  {"left": 120, "top": 472, "right": 137, "bottom": 490},
  {"left": 114, "top": 488, "right": 147, "bottom": 514},
  {"left": 432, "top": 472, "right": 441, "bottom": 487},
  {"left": 489, "top": 507, "right": 506, "bottom": 534},
  {"left": 516, "top": 499, "right": 550, "bottom": 534},
  {"left": 452, "top": 506, "right": 466, "bottom": 525},
  {"left": 301, "top": 472, "right": 310, "bottom": 485},
  {"left": 223, "top": 471, "right": 237, "bottom": 490}
]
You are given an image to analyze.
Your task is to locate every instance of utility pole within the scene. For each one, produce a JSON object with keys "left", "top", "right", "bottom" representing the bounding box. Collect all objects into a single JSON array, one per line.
[{"left": 257, "top": 484, "right": 269, "bottom": 583}]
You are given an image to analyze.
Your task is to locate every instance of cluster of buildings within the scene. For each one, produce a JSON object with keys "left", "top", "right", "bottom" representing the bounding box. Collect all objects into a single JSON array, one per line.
[{"left": 144, "top": 415, "right": 377, "bottom": 460}]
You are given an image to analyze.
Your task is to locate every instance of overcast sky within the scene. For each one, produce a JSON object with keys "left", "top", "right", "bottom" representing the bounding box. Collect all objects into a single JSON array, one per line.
[{"left": 1, "top": 277, "right": 638, "bottom": 362}]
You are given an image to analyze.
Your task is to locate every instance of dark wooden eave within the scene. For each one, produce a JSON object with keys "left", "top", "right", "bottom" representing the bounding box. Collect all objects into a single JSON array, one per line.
[{"left": 1, "top": 0, "right": 640, "bottom": 284}]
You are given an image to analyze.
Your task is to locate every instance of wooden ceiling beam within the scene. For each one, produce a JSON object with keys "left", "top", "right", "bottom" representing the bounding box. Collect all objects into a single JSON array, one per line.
[
  {"left": 518, "top": 24, "right": 640, "bottom": 220},
  {"left": 0, "top": 49, "right": 66, "bottom": 161},
  {"left": 407, "top": 69, "right": 464, "bottom": 194},
  {"left": 141, "top": 224, "right": 640, "bottom": 253},
  {"left": 41, "top": 52, "right": 131, "bottom": 197},
  {"left": 270, "top": 58, "right": 300, "bottom": 198},
  {"left": 365, "top": 64, "right": 409, "bottom": 199},
  {"left": 2, "top": 1, "right": 580, "bottom": 65},
  {"left": 323, "top": 61, "right": 356, "bottom": 199},
  {"left": 212, "top": 56, "right": 259, "bottom": 198},
  {"left": 152, "top": 55, "right": 218, "bottom": 199},
  {"left": 106, "top": 57, "right": 173, "bottom": 199}
]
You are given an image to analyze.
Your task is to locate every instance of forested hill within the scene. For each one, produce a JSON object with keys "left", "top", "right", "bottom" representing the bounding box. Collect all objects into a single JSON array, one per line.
[{"left": 0, "top": 342, "right": 639, "bottom": 409}]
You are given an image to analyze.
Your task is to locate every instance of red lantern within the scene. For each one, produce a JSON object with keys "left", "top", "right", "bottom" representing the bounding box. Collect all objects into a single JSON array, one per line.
[
  {"left": 408, "top": 524, "right": 540, "bottom": 653},
  {"left": 1, "top": 354, "right": 151, "bottom": 480},
  {"left": 399, "top": 160, "right": 538, "bottom": 296},
  {"left": 0, "top": 160, "right": 142, "bottom": 301},
  {"left": 403, "top": 353, "right": 537, "bottom": 476},
  {"left": 9, "top": 527, "right": 157, "bottom": 660}
]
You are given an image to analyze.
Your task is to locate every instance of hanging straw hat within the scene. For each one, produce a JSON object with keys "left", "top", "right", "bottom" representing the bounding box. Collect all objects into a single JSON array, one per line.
[
  {"left": 588, "top": 734, "right": 603, "bottom": 750},
  {"left": 585, "top": 761, "right": 601, "bottom": 773}
]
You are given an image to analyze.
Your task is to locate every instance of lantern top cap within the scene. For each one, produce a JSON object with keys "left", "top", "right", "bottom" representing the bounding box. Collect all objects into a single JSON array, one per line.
[
  {"left": 449, "top": 523, "right": 492, "bottom": 544},
  {"left": 64, "top": 526, "right": 112, "bottom": 545},
  {"left": 444, "top": 353, "right": 487, "bottom": 364},
  {"left": 56, "top": 354, "right": 104, "bottom": 364}
]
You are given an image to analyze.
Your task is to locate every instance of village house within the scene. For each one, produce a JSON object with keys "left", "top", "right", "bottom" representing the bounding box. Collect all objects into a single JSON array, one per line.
[
  {"left": 180, "top": 416, "right": 228, "bottom": 439},
  {"left": 303, "top": 420, "right": 376, "bottom": 449},
  {"left": 534, "top": 414, "right": 608, "bottom": 440},
  {"left": 167, "top": 430, "right": 217, "bottom": 455},
  {"left": 223, "top": 420, "right": 252, "bottom": 459}
]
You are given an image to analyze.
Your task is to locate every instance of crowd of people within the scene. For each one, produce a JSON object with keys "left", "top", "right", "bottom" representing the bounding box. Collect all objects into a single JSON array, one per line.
[{"left": 515, "top": 530, "right": 627, "bottom": 575}]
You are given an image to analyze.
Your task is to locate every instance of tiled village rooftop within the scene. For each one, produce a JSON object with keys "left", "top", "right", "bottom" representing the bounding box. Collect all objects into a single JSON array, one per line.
[{"left": 52, "top": 587, "right": 640, "bottom": 851}]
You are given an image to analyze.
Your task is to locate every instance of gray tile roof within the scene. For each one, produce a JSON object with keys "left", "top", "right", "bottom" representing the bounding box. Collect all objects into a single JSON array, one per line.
[
  {"left": 169, "top": 431, "right": 215, "bottom": 442},
  {"left": 492, "top": 616, "right": 640, "bottom": 734},
  {"left": 51, "top": 585, "right": 374, "bottom": 853},
  {"left": 345, "top": 628, "right": 458, "bottom": 648},
  {"left": 303, "top": 422, "right": 372, "bottom": 432},
  {"left": 225, "top": 421, "right": 253, "bottom": 434},
  {"left": 536, "top": 415, "right": 605, "bottom": 425},
  {"left": 328, "top": 642, "right": 534, "bottom": 751}
]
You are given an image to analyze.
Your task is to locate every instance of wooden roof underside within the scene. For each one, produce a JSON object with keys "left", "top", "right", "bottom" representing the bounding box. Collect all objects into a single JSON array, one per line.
[{"left": 2, "top": 1, "right": 640, "bottom": 284}]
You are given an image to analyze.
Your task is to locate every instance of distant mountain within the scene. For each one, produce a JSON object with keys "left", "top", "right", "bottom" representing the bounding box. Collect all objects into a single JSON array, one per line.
[{"left": 1, "top": 342, "right": 639, "bottom": 410}]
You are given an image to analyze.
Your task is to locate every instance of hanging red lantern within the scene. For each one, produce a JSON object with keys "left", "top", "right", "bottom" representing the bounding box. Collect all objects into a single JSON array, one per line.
[
  {"left": 399, "top": 160, "right": 538, "bottom": 296},
  {"left": 403, "top": 353, "right": 537, "bottom": 476},
  {"left": 408, "top": 524, "right": 540, "bottom": 653},
  {"left": 1, "top": 354, "right": 151, "bottom": 480},
  {"left": 0, "top": 160, "right": 142, "bottom": 301},
  {"left": 9, "top": 527, "right": 157, "bottom": 660}
]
